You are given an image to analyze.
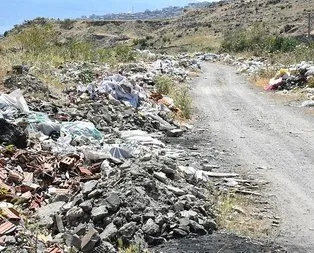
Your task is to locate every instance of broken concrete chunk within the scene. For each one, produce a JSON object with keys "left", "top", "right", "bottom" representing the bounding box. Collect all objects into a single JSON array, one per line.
[
  {"left": 189, "top": 220, "right": 207, "bottom": 235},
  {"left": 153, "top": 172, "right": 167, "bottom": 183},
  {"left": 66, "top": 206, "right": 84, "bottom": 221},
  {"left": 54, "top": 215, "right": 64, "bottom": 233},
  {"left": 79, "top": 200, "right": 93, "bottom": 212},
  {"left": 173, "top": 201, "right": 185, "bottom": 211},
  {"left": 201, "top": 163, "right": 219, "bottom": 171},
  {"left": 142, "top": 218, "right": 160, "bottom": 236},
  {"left": 105, "top": 193, "right": 121, "bottom": 212},
  {"left": 65, "top": 233, "right": 81, "bottom": 249},
  {"left": 178, "top": 166, "right": 196, "bottom": 176},
  {"left": 167, "top": 185, "right": 186, "bottom": 196},
  {"left": 172, "top": 228, "right": 188, "bottom": 238},
  {"left": 100, "top": 222, "right": 118, "bottom": 241},
  {"left": 91, "top": 206, "right": 108, "bottom": 221},
  {"left": 180, "top": 210, "right": 198, "bottom": 220},
  {"left": 37, "top": 201, "right": 65, "bottom": 226},
  {"left": 81, "top": 227, "right": 100, "bottom": 253},
  {"left": 166, "top": 129, "right": 184, "bottom": 137},
  {"left": 82, "top": 180, "right": 98, "bottom": 195},
  {"left": 118, "top": 222, "right": 137, "bottom": 239}
]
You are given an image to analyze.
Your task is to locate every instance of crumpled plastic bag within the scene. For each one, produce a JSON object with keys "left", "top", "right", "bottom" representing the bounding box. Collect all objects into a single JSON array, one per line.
[
  {"left": 61, "top": 121, "right": 103, "bottom": 145},
  {"left": 27, "top": 112, "right": 60, "bottom": 136},
  {"left": 0, "top": 89, "right": 30, "bottom": 119},
  {"left": 97, "top": 75, "right": 146, "bottom": 107},
  {"left": 110, "top": 147, "right": 132, "bottom": 160}
]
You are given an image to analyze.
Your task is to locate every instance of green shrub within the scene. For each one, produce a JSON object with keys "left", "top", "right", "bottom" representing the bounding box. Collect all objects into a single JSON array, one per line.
[
  {"left": 114, "top": 45, "right": 135, "bottom": 63},
  {"left": 60, "top": 19, "right": 74, "bottom": 30},
  {"left": 221, "top": 23, "right": 299, "bottom": 55},
  {"left": 154, "top": 75, "right": 174, "bottom": 95},
  {"left": 173, "top": 87, "right": 192, "bottom": 119},
  {"left": 133, "top": 38, "right": 148, "bottom": 50},
  {"left": 16, "top": 24, "right": 57, "bottom": 52}
]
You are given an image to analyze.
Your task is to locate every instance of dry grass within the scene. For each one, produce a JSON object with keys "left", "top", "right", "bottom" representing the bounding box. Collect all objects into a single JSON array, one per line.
[
  {"left": 249, "top": 68, "right": 277, "bottom": 88},
  {"left": 251, "top": 77, "right": 270, "bottom": 87},
  {"left": 117, "top": 239, "right": 149, "bottom": 253},
  {"left": 307, "top": 77, "right": 314, "bottom": 88},
  {"left": 217, "top": 191, "right": 272, "bottom": 238}
]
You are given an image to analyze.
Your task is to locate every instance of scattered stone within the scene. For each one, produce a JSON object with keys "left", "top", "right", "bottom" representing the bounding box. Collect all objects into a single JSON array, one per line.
[
  {"left": 4, "top": 236, "right": 16, "bottom": 245},
  {"left": 153, "top": 171, "right": 168, "bottom": 183},
  {"left": 37, "top": 201, "right": 65, "bottom": 226},
  {"left": 65, "top": 233, "right": 82, "bottom": 249},
  {"left": 79, "top": 200, "right": 93, "bottom": 212},
  {"left": 202, "top": 163, "right": 219, "bottom": 171},
  {"left": 166, "top": 129, "right": 184, "bottom": 137},
  {"left": 167, "top": 185, "right": 186, "bottom": 196},
  {"left": 180, "top": 210, "right": 198, "bottom": 220},
  {"left": 172, "top": 228, "right": 188, "bottom": 238},
  {"left": 119, "top": 222, "right": 137, "bottom": 239},
  {"left": 189, "top": 220, "right": 207, "bottom": 235},
  {"left": 105, "top": 193, "right": 121, "bottom": 212},
  {"left": 91, "top": 206, "right": 108, "bottom": 221},
  {"left": 82, "top": 180, "right": 98, "bottom": 195},
  {"left": 54, "top": 215, "right": 64, "bottom": 232},
  {"left": 142, "top": 218, "right": 160, "bottom": 236},
  {"left": 81, "top": 227, "right": 100, "bottom": 253},
  {"left": 66, "top": 206, "right": 84, "bottom": 221},
  {"left": 173, "top": 201, "right": 185, "bottom": 211},
  {"left": 100, "top": 223, "right": 118, "bottom": 241},
  {"left": 97, "top": 241, "right": 117, "bottom": 253}
]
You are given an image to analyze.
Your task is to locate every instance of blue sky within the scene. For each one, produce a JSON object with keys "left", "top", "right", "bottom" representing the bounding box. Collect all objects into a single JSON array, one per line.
[{"left": 0, "top": 0, "right": 205, "bottom": 34}]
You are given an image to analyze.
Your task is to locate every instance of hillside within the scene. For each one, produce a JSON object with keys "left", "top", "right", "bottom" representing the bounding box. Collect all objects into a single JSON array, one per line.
[{"left": 4, "top": 0, "right": 312, "bottom": 53}]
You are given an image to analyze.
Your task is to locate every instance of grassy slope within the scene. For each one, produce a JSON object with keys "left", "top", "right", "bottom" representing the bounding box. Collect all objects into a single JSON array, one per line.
[{"left": 3, "top": 0, "right": 313, "bottom": 54}]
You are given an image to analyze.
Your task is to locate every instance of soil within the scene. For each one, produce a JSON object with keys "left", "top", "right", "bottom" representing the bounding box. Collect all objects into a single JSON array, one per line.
[{"left": 152, "top": 232, "right": 285, "bottom": 253}]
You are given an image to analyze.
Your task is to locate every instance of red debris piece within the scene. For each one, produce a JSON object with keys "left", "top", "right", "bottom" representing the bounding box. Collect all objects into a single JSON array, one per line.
[
  {"left": 11, "top": 150, "right": 26, "bottom": 161},
  {"left": 8, "top": 171, "right": 23, "bottom": 183},
  {"left": 79, "top": 167, "right": 93, "bottom": 177},
  {"left": 0, "top": 221, "right": 16, "bottom": 235},
  {"left": 54, "top": 114, "right": 71, "bottom": 121},
  {"left": 150, "top": 92, "right": 163, "bottom": 102},
  {"left": 23, "top": 172, "right": 34, "bottom": 183},
  {"left": 1, "top": 208, "right": 20, "bottom": 221},
  {"left": 16, "top": 182, "right": 40, "bottom": 193},
  {"left": 89, "top": 162, "right": 101, "bottom": 174},
  {"left": 29, "top": 194, "right": 44, "bottom": 210},
  {"left": 20, "top": 191, "right": 32, "bottom": 200},
  {"left": 59, "top": 157, "right": 76, "bottom": 170},
  {"left": 47, "top": 245, "right": 64, "bottom": 253},
  {"left": 0, "top": 169, "right": 7, "bottom": 181}
]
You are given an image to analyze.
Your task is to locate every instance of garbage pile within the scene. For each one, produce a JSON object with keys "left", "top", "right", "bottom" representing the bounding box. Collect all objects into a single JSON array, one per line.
[
  {"left": 0, "top": 57, "right": 221, "bottom": 253},
  {"left": 264, "top": 63, "right": 314, "bottom": 91}
]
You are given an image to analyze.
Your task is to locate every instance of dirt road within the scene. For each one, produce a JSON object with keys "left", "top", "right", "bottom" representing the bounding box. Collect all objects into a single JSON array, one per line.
[{"left": 191, "top": 63, "right": 314, "bottom": 252}]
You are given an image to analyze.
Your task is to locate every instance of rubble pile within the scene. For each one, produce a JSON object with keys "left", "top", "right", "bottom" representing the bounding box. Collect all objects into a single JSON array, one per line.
[
  {"left": 0, "top": 55, "right": 221, "bottom": 253},
  {"left": 3, "top": 66, "right": 50, "bottom": 95}
]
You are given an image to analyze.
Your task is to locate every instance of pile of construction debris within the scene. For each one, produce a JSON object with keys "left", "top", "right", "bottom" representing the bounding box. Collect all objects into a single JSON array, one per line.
[{"left": 0, "top": 55, "right": 214, "bottom": 253}]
